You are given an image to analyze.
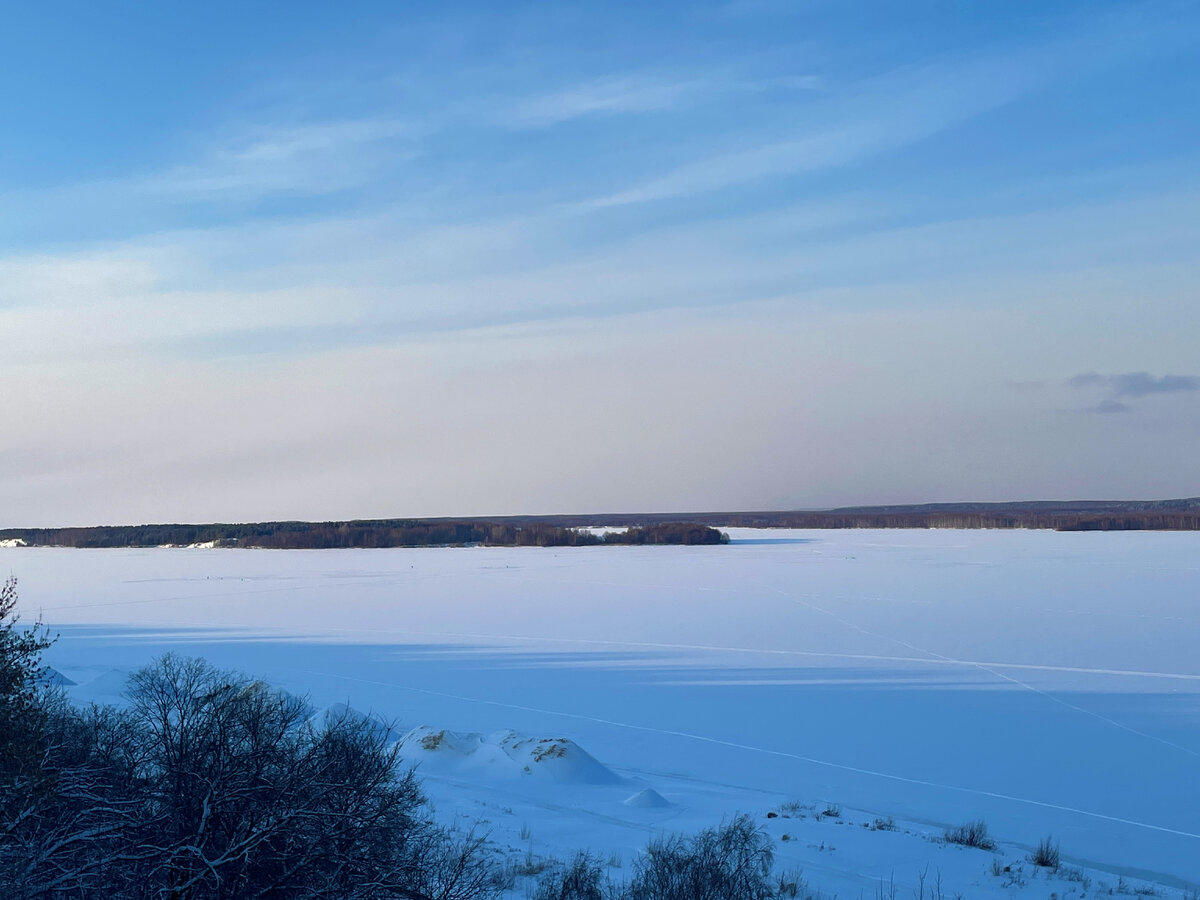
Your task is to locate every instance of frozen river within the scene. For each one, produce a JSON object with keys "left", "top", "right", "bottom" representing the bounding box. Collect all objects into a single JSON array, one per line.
[{"left": 8, "top": 529, "right": 1200, "bottom": 891}]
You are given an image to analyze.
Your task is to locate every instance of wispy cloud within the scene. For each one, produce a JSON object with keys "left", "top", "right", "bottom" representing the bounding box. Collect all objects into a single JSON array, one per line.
[
  {"left": 3, "top": 181, "right": 1196, "bottom": 371},
  {"left": 587, "top": 124, "right": 871, "bottom": 207},
  {"left": 505, "top": 76, "right": 700, "bottom": 127},
  {"left": 1084, "top": 398, "right": 1133, "bottom": 415},
  {"left": 578, "top": 4, "right": 1183, "bottom": 211},
  {"left": 1069, "top": 372, "right": 1200, "bottom": 414},
  {"left": 139, "top": 119, "right": 416, "bottom": 199},
  {"left": 504, "top": 73, "right": 821, "bottom": 129},
  {"left": 5, "top": 67, "right": 825, "bottom": 238},
  {"left": 584, "top": 56, "right": 1040, "bottom": 208}
]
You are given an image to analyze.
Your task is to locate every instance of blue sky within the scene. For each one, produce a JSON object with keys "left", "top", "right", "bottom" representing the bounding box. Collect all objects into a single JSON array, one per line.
[{"left": 2, "top": 0, "right": 1198, "bottom": 524}]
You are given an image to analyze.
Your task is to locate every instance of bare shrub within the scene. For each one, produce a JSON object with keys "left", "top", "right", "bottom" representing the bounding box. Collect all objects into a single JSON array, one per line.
[
  {"left": 1031, "top": 835, "right": 1061, "bottom": 869},
  {"left": 625, "top": 814, "right": 775, "bottom": 900},
  {"left": 776, "top": 868, "right": 811, "bottom": 898},
  {"left": 511, "top": 851, "right": 554, "bottom": 878},
  {"left": 533, "top": 852, "right": 607, "bottom": 900},
  {"left": 944, "top": 819, "right": 997, "bottom": 851},
  {"left": 406, "top": 827, "right": 506, "bottom": 900}
]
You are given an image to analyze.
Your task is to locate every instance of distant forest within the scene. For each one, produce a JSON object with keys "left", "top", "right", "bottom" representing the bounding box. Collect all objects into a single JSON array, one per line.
[
  {"left": 505, "top": 498, "right": 1200, "bottom": 532},
  {"left": 0, "top": 521, "right": 730, "bottom": 550},
  {"left": 3, "top": 498, "right": 1199, "bottom": 549}
]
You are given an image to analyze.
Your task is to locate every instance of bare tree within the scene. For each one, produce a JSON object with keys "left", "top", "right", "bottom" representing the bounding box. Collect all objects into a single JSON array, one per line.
[
  {"left": 0, "top": 577, "right": 52, "bottom": 790},
  {"left": 2, "top": 634, "right": 501, "bottom": 900},
  {"left": 119, "top": 653, "right": 461, "bottom": 899}
]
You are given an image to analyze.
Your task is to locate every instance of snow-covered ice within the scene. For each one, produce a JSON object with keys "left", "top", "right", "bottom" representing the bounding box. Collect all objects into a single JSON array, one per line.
[{"left": 7, "top": 528, "right": 1200, "bottom": 895}]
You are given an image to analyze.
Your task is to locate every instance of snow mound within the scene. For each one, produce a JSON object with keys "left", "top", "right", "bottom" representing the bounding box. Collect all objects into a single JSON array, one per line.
[
  {"left": 42, "top": 667, "right": 76, "bottom": 686},
  {"left": 74, "top": 668, "right": 131, "bottom": 698},
  {"left": 622, "top": 788, "right": 670, "bottom": 808},
  {"left": 398, "top": 726, "right": 622, "bottom": 785},
  {"left": 496, "top": 731, "right": 623, "bottom": 784},
  {"left": 0, "top": 538, "right": 26, "bottom": 547}
]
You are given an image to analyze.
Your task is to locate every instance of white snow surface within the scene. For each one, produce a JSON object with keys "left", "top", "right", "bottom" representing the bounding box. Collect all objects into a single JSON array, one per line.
[{"left": 8, "top": 528, "right": 1200, "bottom": 895}]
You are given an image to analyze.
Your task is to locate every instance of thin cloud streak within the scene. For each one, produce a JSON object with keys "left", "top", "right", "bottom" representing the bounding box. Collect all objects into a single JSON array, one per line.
[
  {"left": 139, "top": 119, "right": 418, "bottom": 199},
  {"left": 1085, "top": 399, "right": 1133, "bottom": 415},
  {"left": 583, "top": 52, "right": 1045, "bottom": 208},
  {"left": 503, "top": 72, "right": 822, "bottom": 129},
  {"left": 505, "top": 76, "right": 701, "bottom": 127},
  {"left": 1069, "top": 372, "right": 1200, "bottom": 398}
]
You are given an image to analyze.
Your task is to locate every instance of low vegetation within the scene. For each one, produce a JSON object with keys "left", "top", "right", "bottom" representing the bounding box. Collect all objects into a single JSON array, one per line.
[{"left": 533, "top": 816, "right": 777, "bottom": 900}]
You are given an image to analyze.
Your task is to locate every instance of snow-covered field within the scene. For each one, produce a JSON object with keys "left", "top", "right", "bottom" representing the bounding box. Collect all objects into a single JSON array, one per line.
[{"left": 8, "top": 529, "right": 1200, "bottom": 896}]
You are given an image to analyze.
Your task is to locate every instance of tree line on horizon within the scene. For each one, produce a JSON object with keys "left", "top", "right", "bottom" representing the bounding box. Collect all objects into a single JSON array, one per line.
[
  {"left": 693, "top": 511, "right": 1200, "bottom": 530},
  {"left": 500, "top": 506, "right": 1200, "bottom": 532},
  {"left": 0, "top": 521, "right": 730, "bottom": 550}
]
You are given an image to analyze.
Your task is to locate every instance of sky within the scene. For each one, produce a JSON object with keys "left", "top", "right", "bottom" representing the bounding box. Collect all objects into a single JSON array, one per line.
[{"left": 1, "top": 0, "right": 1198, "bottom": 526}]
